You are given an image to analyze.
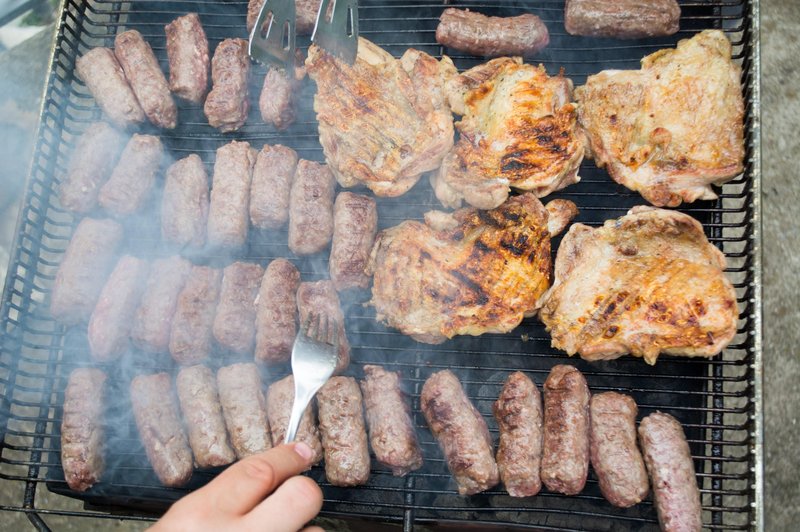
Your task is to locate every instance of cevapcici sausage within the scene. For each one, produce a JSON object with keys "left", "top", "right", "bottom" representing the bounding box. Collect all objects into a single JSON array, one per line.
[
  {"left": 247, "top": 0, "right": 323, "bottom": 35},
  {"left": 165, "top": 13, "right": 209, "bottom": 104},
  {"left": 59, "top": 122, "right": 126, "bottom": 215},
  {"left": 435, "top": 8, "right": 550, "bottom": 58},
  {"left": 288, "top": 160, "right": 335, "bottom": 255},
  {"left": 161, "top": 154, "right": 209, "bottom": 250},
  {"left": 98, "top": 134, "right": 163, "bottom": 217},
  {"left": 114, "top": 29, "right": 177, "bottom": 129},
  {"left": 75, "top": 47, "right": 145, "bottom": 128},
  {"left": 204, "top": 38, "right": 250, "bottom": 132},
  {"left": 493, "top": 371, "right": 543, "bottom": 497},
  {"left": 329, "top": 192, "right": 378, "bottom": 291},
  {"left": 639, "top": 412, "right": 702, "bottom": 532},
  {"left": 421, "top": 369, "right": 499, "bottom": 495},
  {"left": 255, "top": 259, "right": 300, "bottom": 364},
  {"left": 176, "top": 365, "right": 236, "bottom": 468},
  {"left": 88, "top": 255, "right": 150, "bottom": 362},
  {"left": 207, "top": 140, "right": 256, "bottom": 250},
  {"left": 564, "top": 0, "right": 680, "bottom": 40},
  {"left": 250, "top": 144, "right": 298, "bottom": 230},
  {"left": 217, "top": 363, "right": 272, "bottom": 459},
  {"left": 50, "top": 217, "right": 124, "bottom": 326},
  {"left": 590, "top": 392, "right": 649, "bottom": 507},
  {"left": 213, "top": 261, "right": 264, "bottom": 355},
  {"left": 61, "top": 368, "right": 107, "bottom": 491},
  {"left": 169, "top": 265, "right": 222, "bottom": 365},
  {"left": 541, "top": 364, "right": 590, "bottom": 495},
  {"left": 316, "top": 376, "right": 371, "bottom": 486},
  {"left": 360, "top": 365, "right": 423, "bottom": 476},
  {"left": 259, "top": 67, "right": 298, "bottom": 130},
  {"left": 130, "top": 373, "right": 193, "bottom": 487},
  {"left": 296, "top": 280, "right": 350, "bottom": 373},
  {"left": 266, "top": 375, "right": 323, "bottom": 464}
]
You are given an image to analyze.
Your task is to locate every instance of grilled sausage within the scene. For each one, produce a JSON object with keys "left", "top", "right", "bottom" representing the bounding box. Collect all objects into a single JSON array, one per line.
[
  {"left": 217, "top": 363, "right": 272, "bottom": 459},
  {"left": 564, "top": 0, "right": 681, "bottom": 39},
  {"left": 88, "top": 255, "right": 150, "bottom": 362},
  {"left": 98, "top": 134, "right": 163, "bottom": 217},
  {"left": 114, "top": 29, "right": 177, "bottom": 129},
  {"left": 161, "top": 154, "right": 209, "bottom": 250},
  {"left": 421, "top": 369, "right": 499, "bottom": 495},
  {"left": 130, "top": 373, "right": 193, "bottom": 487},
  {"left": 316, "top": 376, "right": 371, "bottom": 486},
  {"left": 435, "top": 8, "right": 550, "bottom": 58},
  {"left": 50, "top": 218, "right": 124, "bottom": 326},
  {"left": 250, "top": 144, "right": 298, "bottom": 230},
  {"left": 131, "top": 255, "right": 192, "bottom": 353},
  {"left": 360, "top": 365, "right": 423, "bottom": 476},
  {"left": 266, "top": 375, "right": 323, "bottom": 464},
  {"left": 639, "top": 412, "right": 702, "bottom": 532},
  {"left": 296, "top": 280, "right": 350, "bottom": 373},
  {"left": 330, "top": 192, "right": 378, "bottom": 291},
  {"left": 493, "top": 371, "right": 543, "bottom": 497},
  {"left": 176, "top": 365, "right": 236, "bottom": 468},
  {"left": 213, "top": 262, "right": 264, "bottom": 355},
  {"left": 169, "top": 266, "right": 222, "bottom": 365},
  {"left": 590, "top": 392, "right": 649, "bottom": 507},
  {"left": 59, "top": 122, "right": 126, "bottom": 215},
  {"left": 255, "top": 259, "right": 300, "bottom": 364},
  {"left": 207, "top": 140, "right": 256, "bottom": 250},
  {"left": 288, "top": 160, "right": 335, "bottom": 255},
  {"left": 541, "top": 364, "right": 590, "bottom": 495},
  {"left": 165, "top": 13, "right": 209, "bottom": 104},
  {"left": 75, "top": 47, "right": 145, "bottom": 128},
  {"left": 204, "top": 38, "right": 250, "bottom": 132},
  {"left": 61, "top": 368, "right": 107, "bottom": 492},
  {"left": 259, "top": 67, "right": 298, "bottom": 130},
  {"left": 247, "top": 0, "right": 323, "bottom": 35}
]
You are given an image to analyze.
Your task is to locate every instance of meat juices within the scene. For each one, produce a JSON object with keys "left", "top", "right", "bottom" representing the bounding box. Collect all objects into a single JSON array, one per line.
[
  {"left": 207, "top": 141, "right": 256, "bottom": 250},
  {"left": 288, "top": 160, "right": 335, "bottom": 255},
  {"left": 565, "top": 0, "right": 681, "bottom": 39},
  {"left": 360, "top": 365, "right": 423, "bottom": 476},
  {"left": 493, "top": 371, "right": 543, "bottom": 497},
  {"left": 131, "top": 256, "right": 192, "bottom": 353},
  {"left": 61, "top": 368, "right": 107, "bottom": 492},
  {"left": 130, "top": 373, "right": 193, "bottom": 487},
  {"left": 541, "top": 365, "right": 590, "bottom": 495},
  {"left": 75, "top": 47, "right": 145, "bottom": 128},
  {"left": 59, "top": 122, "right": 126, "bottom": 214},
  {"left": 165, "top": 13, "right": 209, "bottom": 104},
  {"left": 329, "top": 192, "right": 378, "bottom": 291},
  {"left": 266, "top": 375, "right": 323, "bottom": 464},
  {"left": 213, "top": 262, "right": 264, "bottom": 355},
  {"left": 169, "top": 266, "right": 222, "bottom": 365},
  {"left": 436, "top": 8, "right": 550, "bottom": 58},
  {"left": 639, "top": 412, "right": 703, "bottom": 532},
  {"left": 250, "top": 144, "right": 298, "bottom": 230},
  {"left": 259, "top": 67, "right": 298, "bottom": 130},
  {"left": 161, "top": 154, "right": 209, "bottom": 250},
  {"left": 420, "top": 370, "right": 499, "bottom": 495},
  {"left": 98, "top": 134, "right": 163, "bottom": 217},
  {"left": 316, "top": 377, "right": 371, "bottom": 487},
  {"left": 176, "top": 365, "right": 236, "bottom": 468},
  {"left": 114, "top": 29, "right": 177, "bottom": 129},
  {"left": 590, "top": 393, "right": 649, "bottom": 508},
  {"left": 204, "top": 38, "right": 250, "bottom": 132},
  {"left": 50, "top": 218, "right": 124, "bottom": 326},
  {"left": 88, "top": 256, "right": 150, "bottom": 362},
  {"left": 296, "top": 280, "right": 351, "bottom": 373},
  {"left": 255, "top": 259, "right": 300, "bottom": 364},
  {"left": 217, "top": 363, "right": 272, "bottom": 459},
  {"left": 247, "top": 0, "right": 322, "bottom": 35}
]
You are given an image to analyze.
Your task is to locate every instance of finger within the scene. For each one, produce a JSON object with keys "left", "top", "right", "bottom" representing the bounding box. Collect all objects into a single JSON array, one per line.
[
  {"left": 300, "top": 527, "right": 325, "bottom": 532},
  {"left": 243, "top": 476, "right": 323, "bottom": 532}
]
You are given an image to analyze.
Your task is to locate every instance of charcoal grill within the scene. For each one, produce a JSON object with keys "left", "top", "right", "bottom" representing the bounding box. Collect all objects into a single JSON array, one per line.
[{"left": 0, "top": 0, "right": 762, "bottom": 530}]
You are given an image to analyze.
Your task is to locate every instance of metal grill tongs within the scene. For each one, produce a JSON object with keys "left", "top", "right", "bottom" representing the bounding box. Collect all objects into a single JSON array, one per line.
[{"left": 248, "top": 0, "right": 359, "bottom": 71}]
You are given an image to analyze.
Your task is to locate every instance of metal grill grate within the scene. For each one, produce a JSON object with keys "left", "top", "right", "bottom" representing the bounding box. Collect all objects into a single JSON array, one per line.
[{"left": 0, "top": 0, "right": 761, "bottom": 530}]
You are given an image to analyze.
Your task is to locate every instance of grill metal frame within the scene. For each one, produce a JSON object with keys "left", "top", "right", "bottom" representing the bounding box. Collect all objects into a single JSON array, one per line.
[{"left": 0, "top": 1, "right": 762, "bottom": 531}]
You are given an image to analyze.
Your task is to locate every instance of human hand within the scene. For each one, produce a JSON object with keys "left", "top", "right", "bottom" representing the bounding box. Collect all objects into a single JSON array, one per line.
[{"left": 151, "top": 442, "right": 323, "bottom": 532}]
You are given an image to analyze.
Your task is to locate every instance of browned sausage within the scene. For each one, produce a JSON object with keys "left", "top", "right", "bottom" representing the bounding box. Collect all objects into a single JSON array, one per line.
[
  {"left": 98, "top": 134, "right": 164, "bottom": 217},
  {"left": 165, "top": 13, "right": 209, "bottom": 104},
  {"left": 75, "top": 47, "right": 145, "bottom": 128},
  {"left": 435, "top": 8, "right": 550, "bottom": 58},
  {"left": 169, "top": 265, "right": 222, "bottom": 365},
  {"left": 288, "top": 160, "right": 335, "bottom": 255},
  {"left": 296, "top": 280, "right": 350, "bottom": 373},
  {"left": 61, "top": 368, "right": 107, "bottom": 491},
  {"left": 250, "top": 144, "right": 298, "bottom": 230},
  {"left": 266, "top": 375, "right": 323, "bottom": 464},
  {"left": 217, "top": 363, "right": 272, "bottom": 459},
  {"left": 247, "top": 0, "right": 323, "bottom": 36},
  {"left": 565, "top": 0, "right": 681, "bottom": 39},
  {"left": 259, "top": 67, "right": 299, "bottom": 130},
  {"left": 204, "top": 38, "right": 250, "bottom": 132},
  {"left": 161, "top": 154, "right": 209, "bottom": 250},
  {"left": 213, "top": 262, "right": 264, "bottom": 355},
  {"left": 207, "top": 140, "right": 256, "bottom": 250},
  {"left": 329, "top": 192, "right": 378, "bottom": 291},
  {"left": 254, "top": 259, "right": 300, "bottom": 364}
]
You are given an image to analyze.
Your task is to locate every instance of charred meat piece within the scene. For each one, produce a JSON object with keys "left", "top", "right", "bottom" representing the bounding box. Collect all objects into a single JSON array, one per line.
[
  {"left": 213, "top": 262, "right": 264, "bottom": 355},
  {"left": 296, "top": 280, "right": 350, "bottom": 373},
  {"left": 207, "top": 140, "right": 256, "bottom": 250},
  {"left": 421, "top": 369, "right": 499, "bottom": 495},
  {"left": 259, "top": 67, "right": 299, "bottom": 130},
  {"left": 61, "top": 368, "right": 107, "bottom": 492},
  {"left": 565, "top": 0, "right": 680, "bottom": 39},
  {"left": 161, "top": 154, "right": 209, "bottom": 250},
  {"left": 217, "top": 363, "right": 272, "bottom": 459},
  {"left": 75, "top": 47, "right": 145, "bottom": 128},
  {"left": 436, "top": 8, "right": 549, "bottom": 58},
  {"left": 165, "top": 13, "right": 209, "bottom": 104},
  {"left": 266, "top": 375, "right": 323, "bottom": 464},
  {"left": 250, "top": 144, "right": 298, "bottom": 230},
  {"left": 170, "top": 266, "right": 222, "bottom": 365},
  {"left": 204, "top": 38, "right": 250, "bottom": 132},
  {"left": 330, "top": 192, "right": 378, "bottom": 292},
  {"left": 98, "top": 134, "right": 163, "bottom": 217},
  {"left": 288, "top": 160, "right": 335, "bottom": 255},
  {"left": 539, "top": 206, "right": 739, "bottom": 365},
  {"left": 255, "top": 259, "right": 300, "bottom": 364},
  {"left": 247, "top": 0, "right": 323, "bottom": 36}
]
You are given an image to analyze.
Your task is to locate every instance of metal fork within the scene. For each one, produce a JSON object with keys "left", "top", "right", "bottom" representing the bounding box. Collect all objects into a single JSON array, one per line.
[{"left": 284, "top": 312, "right": 339, "bottom": 444}]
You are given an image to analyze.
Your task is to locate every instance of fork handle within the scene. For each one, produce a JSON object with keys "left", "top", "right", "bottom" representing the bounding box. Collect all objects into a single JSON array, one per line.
[{"left": 284, "top": 384, "right": 318, "bottom": 444}]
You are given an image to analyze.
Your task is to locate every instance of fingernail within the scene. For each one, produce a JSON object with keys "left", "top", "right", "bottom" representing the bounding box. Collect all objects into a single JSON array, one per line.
[{"left": 294, "top": 441, "right": 314, "bottom": 461}]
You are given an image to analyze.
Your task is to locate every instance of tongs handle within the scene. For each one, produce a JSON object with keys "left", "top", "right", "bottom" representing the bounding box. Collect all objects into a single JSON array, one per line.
[{"left": 248, "top": 0, "right": 296, "bottom": 72}]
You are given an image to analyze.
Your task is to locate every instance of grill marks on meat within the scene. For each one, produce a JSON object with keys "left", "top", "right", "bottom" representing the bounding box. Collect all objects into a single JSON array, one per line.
[
  {"left": 288, "top": 160, "right": 335, "bottom": 255},
  {"left": 207, "top": 140, "right": 256, "bottom": 250},
  {"left": 75, "top": 47, "right": 145, "bottom": 128},
  {"left": 436, "top": 8, "right": 549, "bottom": 58},
  {"left": 330, "top": 192, "right": 378, "bottom": 291},
  {"left": 539, "top": 206, "right": 739, "bottom": 365},
  {"left": 169, "top": 266, "right": 222, "bottom": 365},
  {"left": 204, "top": 38, "right": 250, "bottom": 132},
  {"left": 165, "top": 13, "right": 209, "bottom": 104},
  {"left": 217, "top": 363, "right": 272, "bottom": 458},
  {"left": 266, "top": 375, "right": 323, "bottom": 464},
  {"left": 565, "top": 0, "right": 681, "bottom": 40},
  {"left": 250, "top": 145, "right": 298, "bottom": 230},
  {"left": 213, "top": 262, "right": 264, "bottom": 356},
  {"left": 161, "top": 154, "right": 209, "bottom": 250},
  {"left": 575, "top": 30, "right": 745, "bottom": 206},
  {"left": 255, "top": 259, "right": 300, "bottom": 364},
  {"left": 98, "top": 134, "right": 163, "bottom": 217},
  {"left": 61, "top": 368, "right": 107, "bottom": 492},
  {"left": 296, "top": 281, "right": 350, "bottom": 373}
]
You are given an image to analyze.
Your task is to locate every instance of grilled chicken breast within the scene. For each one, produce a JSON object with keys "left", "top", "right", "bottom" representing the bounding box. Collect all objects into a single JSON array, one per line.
[
  {"left": 575, "top": 30, "right": 745, "bottom": 207},
  {"left": 539, "top": 206, "right": 739, "bottom": 365},
  {"left": 367, "top": 194, "right": 577, "bottom": 344}
]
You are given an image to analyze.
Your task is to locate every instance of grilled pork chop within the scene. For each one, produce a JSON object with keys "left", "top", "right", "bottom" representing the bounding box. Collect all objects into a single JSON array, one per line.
[
  {"left": 539, "top": 206, "right": 739, "bottom": 365},
  {"left": 432, "top": 58, "right": 584, "bottom": 209},
  {"left": 575, "top": 30, "right": 744, "bottom": 207},
  {"left": 367, "top": 194, "right": 577, "bottom": 344},
  {"left": 306, "top": 38, "right": 456, "bottom": 197}
]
